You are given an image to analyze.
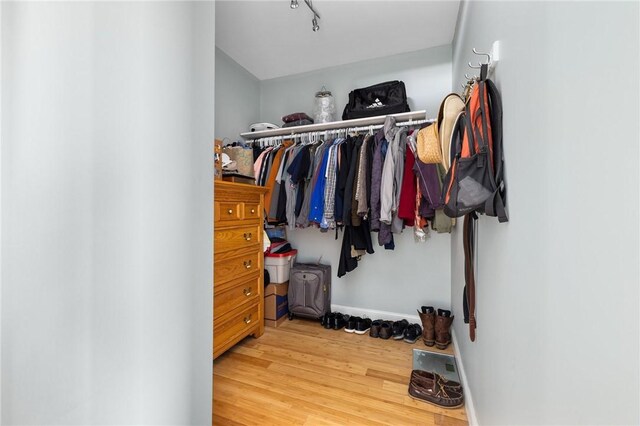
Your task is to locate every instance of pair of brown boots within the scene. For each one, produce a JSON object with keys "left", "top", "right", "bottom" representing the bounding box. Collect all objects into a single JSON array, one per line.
[{"left": 417, "top": 306, "right": 454, "bottom": 349}]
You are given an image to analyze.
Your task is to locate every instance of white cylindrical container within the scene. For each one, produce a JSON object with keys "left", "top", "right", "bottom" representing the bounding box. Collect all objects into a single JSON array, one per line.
[{"left": 313, "top": 88, "right": 336, "bottom": 123}]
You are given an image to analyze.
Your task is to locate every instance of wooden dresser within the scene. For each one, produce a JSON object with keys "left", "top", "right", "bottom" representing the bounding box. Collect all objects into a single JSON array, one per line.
[{"left": 213, "top": 181, "right": 267, "bottom": 359}]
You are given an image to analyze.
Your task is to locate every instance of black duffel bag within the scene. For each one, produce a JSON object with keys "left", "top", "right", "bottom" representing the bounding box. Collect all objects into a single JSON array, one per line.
[{"left": 342, "top": 80, "right": 410, "bottom": 120}]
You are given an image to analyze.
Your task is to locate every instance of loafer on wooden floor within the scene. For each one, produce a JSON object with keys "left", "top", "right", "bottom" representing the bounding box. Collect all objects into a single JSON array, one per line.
[
  {"left": 378, "top": 321, "right": 393, "bottom": 339},
  {"left": 411, "top": 370, "right": 462, "bottom": 393},
  {"left": 408, "top": 369, "right": 464, "bottom": 408},
  {"left": 369, "top": 319, "right": 383, "bottom": 338}
]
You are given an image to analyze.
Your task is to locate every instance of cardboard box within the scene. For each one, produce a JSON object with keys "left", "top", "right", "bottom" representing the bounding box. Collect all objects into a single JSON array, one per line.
[
  {"left": 265, "top": 315, "right": 287, "bottom": 328},
  {"left": 264, "top": 281, "right": 288, "bottom": 323}
]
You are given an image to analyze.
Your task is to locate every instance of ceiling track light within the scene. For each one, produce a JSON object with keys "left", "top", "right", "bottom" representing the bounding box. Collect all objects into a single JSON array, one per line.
[{"left": 290, "top": 0, "right": 321, "bottom": 32}]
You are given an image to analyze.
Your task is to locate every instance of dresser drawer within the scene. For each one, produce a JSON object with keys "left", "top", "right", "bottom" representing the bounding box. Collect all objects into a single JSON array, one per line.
[
  {"left": 214, "top": 303, "right": 259, "bottom": 351},
  {"left": 214, "top": 275, "right": 260, "bottom": 320},
  {"left": 242, "top": 202, "right": 261, "bottom": 221},
  {"left": 214, "top": 250, "right": 260, "bottom": 285},
  {"left": 214, "top": 224, "right": 261, "bottom": 253},
  {"left": 215, "top": 201, "right": 241, "bottom": 223}
]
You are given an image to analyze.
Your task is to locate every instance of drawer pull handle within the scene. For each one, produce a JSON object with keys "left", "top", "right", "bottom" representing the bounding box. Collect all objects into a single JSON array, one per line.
[
  {"left": 243, "top": 314, "right": 252, "bottom": 324},
  {"left": 227, "top": 209, "right": 233, "bottom": 215},
  {"left": 243, "top": 260, "right": 252, "bottom": 269},
  {"left": 243, "top": 287, "right": 252, "bottom": 297},
  {"left": 243, "top": 233, "right": 252, "bottom": 241},
  {"left": 250, "top": 208, "right": 255, "bottom": 214}
]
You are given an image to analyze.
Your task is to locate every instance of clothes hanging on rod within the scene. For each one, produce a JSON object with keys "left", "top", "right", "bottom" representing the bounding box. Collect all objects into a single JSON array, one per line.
[{"left": 252, "top": 115, "right": 450, "bottom": 277}]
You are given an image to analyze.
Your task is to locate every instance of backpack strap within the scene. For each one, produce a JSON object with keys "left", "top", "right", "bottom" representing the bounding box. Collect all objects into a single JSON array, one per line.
[{"left": 463, "top": 213, "right": 477, "bottom": 341}]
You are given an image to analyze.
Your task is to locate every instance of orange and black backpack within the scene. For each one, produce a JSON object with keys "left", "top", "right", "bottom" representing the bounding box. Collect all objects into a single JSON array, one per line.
[
  {"left": 441, "top": 71, "right": 507, "bottom": 222},
  {"left": 441, "top": 67, "right": 507, "bottom": 342}
]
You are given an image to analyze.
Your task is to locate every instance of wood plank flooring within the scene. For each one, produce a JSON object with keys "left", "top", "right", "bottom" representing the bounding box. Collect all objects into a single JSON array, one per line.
[{"left": 213, "top": 318, "right": 468, "bottom": 426}]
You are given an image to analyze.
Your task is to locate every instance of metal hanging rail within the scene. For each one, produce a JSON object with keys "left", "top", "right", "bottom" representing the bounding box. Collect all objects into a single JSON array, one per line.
[{"left": 240, "top": 110, "right": 431, "bottom": 140}]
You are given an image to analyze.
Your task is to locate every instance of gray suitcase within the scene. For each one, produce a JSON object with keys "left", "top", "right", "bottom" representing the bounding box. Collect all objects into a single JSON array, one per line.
[{"left": 288, "top": 263, "right": 331, "bottom": 321}]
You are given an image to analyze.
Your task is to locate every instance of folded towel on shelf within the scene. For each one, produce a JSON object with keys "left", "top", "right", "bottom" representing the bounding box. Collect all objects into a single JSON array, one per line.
[{"left": 282, "top": 112, "right": 313, "bottom": 123}]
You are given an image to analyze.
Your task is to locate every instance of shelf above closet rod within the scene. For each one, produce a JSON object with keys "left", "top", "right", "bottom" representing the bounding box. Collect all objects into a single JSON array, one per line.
[{"left": 240, "top": 110, "right": 429, "bottom": 140}]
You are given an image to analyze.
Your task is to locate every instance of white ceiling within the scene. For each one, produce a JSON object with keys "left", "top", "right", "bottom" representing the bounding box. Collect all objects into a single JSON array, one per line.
[{"left": 215, "top": 0, "right": 461, "bottom": 80}]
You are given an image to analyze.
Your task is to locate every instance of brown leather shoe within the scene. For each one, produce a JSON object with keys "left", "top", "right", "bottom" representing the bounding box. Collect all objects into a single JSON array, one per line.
[
  {"left": 410, "top": 370, "right": 462, "bottom": 393},
  {"left": 417, "top": 306, "right": 436, "bottom": 346},
  {"left": 408, "top": 369, "right": 464, "bottom": 408},
  {"left": 435, "top": 309, "right": 454, "bottom": 349}
]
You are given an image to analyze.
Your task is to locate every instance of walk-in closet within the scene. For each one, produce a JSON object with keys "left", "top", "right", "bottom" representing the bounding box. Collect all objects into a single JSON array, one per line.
[
  {"left": 0, "top": 1, "right": 637, "bottom": 425},
  {"left": 212, "top": 1, "right": 639, "bottom": 425},
  {"left": 213, "top": 0, "right": 467, "bottom": 422}
]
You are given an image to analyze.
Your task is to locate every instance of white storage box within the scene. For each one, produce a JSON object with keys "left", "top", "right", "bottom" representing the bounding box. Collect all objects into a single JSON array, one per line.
[{"left": 264, "top": 249, "right": 297, "bottom": 284}]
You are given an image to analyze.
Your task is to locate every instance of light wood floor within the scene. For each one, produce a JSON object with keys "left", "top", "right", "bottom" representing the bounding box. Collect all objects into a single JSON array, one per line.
[{"left": 213, "top": 318, "right": 468, "bottom": 426}]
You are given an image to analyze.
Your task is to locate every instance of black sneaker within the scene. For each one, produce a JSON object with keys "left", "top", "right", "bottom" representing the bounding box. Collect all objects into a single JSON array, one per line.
[
  {"left": 370, "top": 319, "right": 383, "bottom": 338},
  {"left": 392, "top": 319, "right": 409, "bottom": 340},
  {"left": 333, "top": 313, "right": 348, "bottom": 330},
  {"left": 355, "top": 318, "right": 372, "bottom": 335},
  {"left": 324, "top": 312, "right": 336, "bottom": 329},
  {"left": 403, "top": 323, "right": 423, "bottom": 344},
  {"left": 345, "top": 316, "right": 360, "bottom": 333},
  {"left": 321, "top": 312, "right": 332, "bottom": 328},
  {"left": 379, "top": 321, "right": 393, "bottom": 339}
]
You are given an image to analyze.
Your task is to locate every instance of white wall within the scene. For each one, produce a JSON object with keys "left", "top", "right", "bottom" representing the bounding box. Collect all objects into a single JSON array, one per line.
[
  {"left": 259, "top": 46, "right": 453, "bottom": 315},
  {"left": 189, "top": 3, "right": 215, "bottom": 424},
  {"left": 260, "top": 45, "right": 451, "bottom": 127},
  {"left": 451, "top": 1, "right": 640, "bottom": 424},
  {"left": 1, "top": 2, "right": 214, "bottom": 424},
  {"left": 215, "top": 48, "right": 260, "bottom": 141}
]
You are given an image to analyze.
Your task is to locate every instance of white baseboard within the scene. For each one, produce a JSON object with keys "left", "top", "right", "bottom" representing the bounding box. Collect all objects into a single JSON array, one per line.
[
  {"left": 331, "top": 304, "right": 420, "bottom": 324},
  {"left": 332, "top": 304, "right": 478, "bottom": 425},
  {"left": 451, "top": 329, "right": 478, "bottom": 426}
]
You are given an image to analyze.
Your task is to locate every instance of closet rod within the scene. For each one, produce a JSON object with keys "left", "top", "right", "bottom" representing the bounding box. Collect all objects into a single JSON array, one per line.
[
  {"left": 246, "top": 119, "right": 434, "bottom": 143},
  {"left": 240, "top": 110, "right": 430, "bottom": 140}
]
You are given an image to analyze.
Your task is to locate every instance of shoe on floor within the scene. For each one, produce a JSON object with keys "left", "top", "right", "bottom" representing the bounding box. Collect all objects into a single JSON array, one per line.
[
  {"left": 345, "top": 316, "right": 360, "bottom": 333},
  {"left": 411, "top": 370, "right": 462, "bottom": 393},
  {"left": 403, "top": 323, "right": 422, "bottom": 344},
  {"left": 369, "top": 319, "right": 383, "bottom": 338},
  {"left": 323, "top": 312, "right": 336, "bottom": 329},
  {"left": 418, "top": 306, "right": 436, "bottom": 346},
  {"left": 435, "top": 309, "right": 454, "bottom": 349},
  {"left": 392, "top": 319, "right": 409, "bottom": 340},
  {"left": 333, "top": 313, "right": 349, "bottom": 330},
  {"left": 354, "top": 318, "right": 372, "bottom": 335},
  {"left": 378, "top": 321, "right": 393, "bottom": 340},
  {"left": 408, "top": 369, "right": 464, "bottom": 408}
]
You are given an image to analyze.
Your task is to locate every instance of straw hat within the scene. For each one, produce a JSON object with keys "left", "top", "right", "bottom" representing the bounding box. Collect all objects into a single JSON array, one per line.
[
  {"left": 448, "top": 111, "right": 465, "bottom": 167},
  {"left": 437, "top": 93, "right": 465, "bottom": 170},
  {"left": 416, "top": 123, "right": 442, "bottom": 164}
]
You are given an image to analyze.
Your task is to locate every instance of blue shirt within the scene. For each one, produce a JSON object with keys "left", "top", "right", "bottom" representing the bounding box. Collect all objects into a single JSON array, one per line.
[{"left": 308, "top": 143, "right": 332, "bottom": 224}]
